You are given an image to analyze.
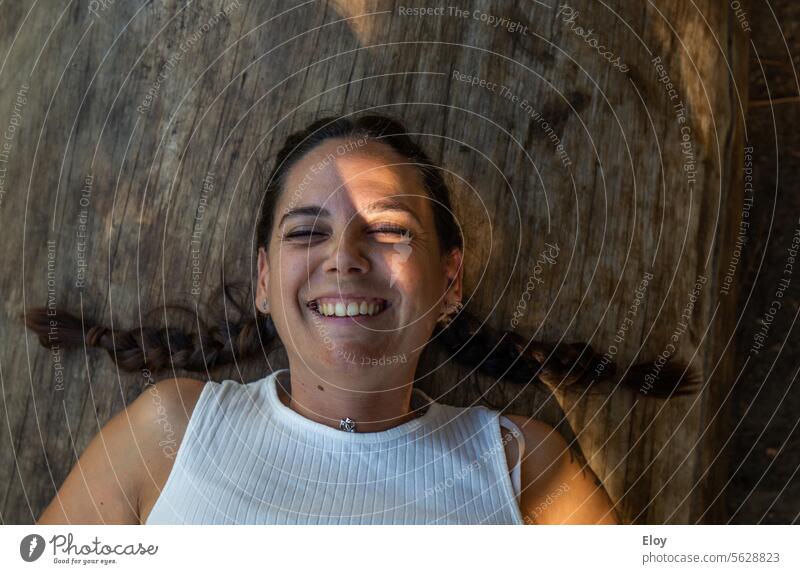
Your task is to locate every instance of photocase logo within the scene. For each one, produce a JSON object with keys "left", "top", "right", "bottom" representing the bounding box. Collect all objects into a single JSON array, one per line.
[
  {"left": 19, "top": 534, "right": 46, "bottom": 562},
  {"left": 389, "top": 230, "right": 413, "bottom": 287}
]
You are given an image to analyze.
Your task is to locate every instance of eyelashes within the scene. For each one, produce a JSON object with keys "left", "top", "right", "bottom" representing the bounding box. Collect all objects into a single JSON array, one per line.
[
  {"left": 370, "top": 225, "right": 413, "bottom": 238},
  {"left": 282, "top": 225, "right": 413, "bottom": 241}
]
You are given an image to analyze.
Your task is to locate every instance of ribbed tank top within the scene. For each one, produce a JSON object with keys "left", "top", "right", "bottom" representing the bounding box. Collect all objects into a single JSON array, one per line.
[{"left": 145, "top": 369, "right": 526, "bottom": 525}]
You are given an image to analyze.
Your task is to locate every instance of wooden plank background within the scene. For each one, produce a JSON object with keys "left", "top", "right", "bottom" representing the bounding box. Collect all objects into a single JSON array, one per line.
[{"left": 0, "top": 0, "right": 747, "bottom": 524}]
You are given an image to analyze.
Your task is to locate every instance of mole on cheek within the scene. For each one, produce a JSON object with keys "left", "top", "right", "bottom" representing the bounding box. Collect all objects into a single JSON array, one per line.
[{"left": 317, "top": 385, "right": 324, "bottom": 391}]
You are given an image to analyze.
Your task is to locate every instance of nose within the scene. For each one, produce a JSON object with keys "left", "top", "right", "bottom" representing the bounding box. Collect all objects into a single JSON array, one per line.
[{"left": 325, "top": 233, "right": 370, "bottom": 274}]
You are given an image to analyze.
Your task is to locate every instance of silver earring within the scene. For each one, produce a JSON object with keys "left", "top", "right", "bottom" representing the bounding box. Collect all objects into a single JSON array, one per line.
[{"left": 261, "top": 299, "right": 269, "bottom": 312}]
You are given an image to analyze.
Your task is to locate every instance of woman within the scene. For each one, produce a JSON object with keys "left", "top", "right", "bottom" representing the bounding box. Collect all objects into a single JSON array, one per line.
[{"left": 26, "top": 114, "right": 696, "bottom": 525}]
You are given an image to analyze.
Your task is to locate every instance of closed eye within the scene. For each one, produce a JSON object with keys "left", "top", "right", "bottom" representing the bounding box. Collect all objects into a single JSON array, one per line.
[
  {"left": 282, "top": 229, "right": 327, "bottom": 241},
  {"left": 282, "top": 226, "right": 412, "bottom": 241},
  {"left": 370, "top": 225, "right": 412, "bottom": 238}
]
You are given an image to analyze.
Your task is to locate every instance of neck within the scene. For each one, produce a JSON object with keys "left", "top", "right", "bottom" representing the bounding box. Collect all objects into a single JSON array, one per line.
[{"left": 277, "top": 360, "right": 422, "bottom": 432}]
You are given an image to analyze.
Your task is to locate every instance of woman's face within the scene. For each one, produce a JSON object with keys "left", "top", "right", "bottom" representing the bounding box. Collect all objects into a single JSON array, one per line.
[{"left": 256, "top": 137, "right": 462, "bottom": 376}]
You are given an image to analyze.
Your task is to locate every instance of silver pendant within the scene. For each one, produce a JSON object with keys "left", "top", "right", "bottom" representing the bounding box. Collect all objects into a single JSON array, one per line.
[{"left": 339, "top": 417, "right": 357, "bottom": 432}]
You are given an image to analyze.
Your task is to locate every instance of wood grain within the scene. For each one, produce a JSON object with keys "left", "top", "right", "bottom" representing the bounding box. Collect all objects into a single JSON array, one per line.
[{"left": 0, "top": 0, "right": 747, "bottom": 524}]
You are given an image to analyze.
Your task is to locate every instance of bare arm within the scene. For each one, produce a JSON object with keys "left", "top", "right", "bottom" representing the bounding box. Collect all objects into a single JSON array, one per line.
[
  {"left": 508, "top": 416, "right": 621, "bottom": 525},
  {"left": 36, "top": 378, "right": 205, "bottom": 525}
]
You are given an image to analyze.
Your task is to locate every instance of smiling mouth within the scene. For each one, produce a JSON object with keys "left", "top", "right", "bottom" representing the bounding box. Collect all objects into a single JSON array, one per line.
[{"left": 307, "top": 298, "right": 390, "bottom": 318}]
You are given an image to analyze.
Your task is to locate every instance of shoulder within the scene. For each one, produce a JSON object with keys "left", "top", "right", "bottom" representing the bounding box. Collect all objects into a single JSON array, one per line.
[
  {"left": 129, "top": 378, "right": 207, "bottom": 522},
  {"left": 37, "top": 377, "right": 207, "bottom": 525},
  {"left": 502, "top": 414, "right": 621, "bottom": 525},
  {"left": 129, "top": 378, "right": 207, "bottom": 472},
  {"left": 106, "top": 378, "right": 209, "bottom": 491},
  {"left": 131, "top": 377, "right": 207, "bottom": 432},
  {"left": 502, "top": 414, "right": 565, "bottom": 456}
]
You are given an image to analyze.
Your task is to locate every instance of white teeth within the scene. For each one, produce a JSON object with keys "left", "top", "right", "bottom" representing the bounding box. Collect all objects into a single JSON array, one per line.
[{"left": 313, "top": 299, "right": 385, "bottom": 317}]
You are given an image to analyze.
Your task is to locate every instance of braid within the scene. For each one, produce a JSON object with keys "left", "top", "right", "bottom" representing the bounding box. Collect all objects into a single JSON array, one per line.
[
  {"left": 21, "top": 282, "right": 280, "bottom": 375},
  {"left": 435, "top": 309, "right": 701, "bottom": 402},
  {"left": 22, "top": 112, "right": 701, "bottom": 403}
]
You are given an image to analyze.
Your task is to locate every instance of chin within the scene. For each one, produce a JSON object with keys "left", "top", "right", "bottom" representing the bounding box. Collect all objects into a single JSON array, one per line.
[{"left": 316, "top": 339, "right": 395, "bottom": 370}]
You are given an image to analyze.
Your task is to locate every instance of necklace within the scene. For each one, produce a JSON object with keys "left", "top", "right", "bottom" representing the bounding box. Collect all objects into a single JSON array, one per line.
[
  {"left": 339, "top": 417, "right": 358, "bottom": 432},
  {"left": 338, "top": 394, "right": 429, "bottom": 432},
  {"left": 277, "top": 377, "right": 429, "bottom": 433}
]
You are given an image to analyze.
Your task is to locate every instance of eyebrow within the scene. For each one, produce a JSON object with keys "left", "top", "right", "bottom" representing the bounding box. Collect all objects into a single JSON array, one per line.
[{"left": 279, "top": 198, "right": 422, "bottom": 227}]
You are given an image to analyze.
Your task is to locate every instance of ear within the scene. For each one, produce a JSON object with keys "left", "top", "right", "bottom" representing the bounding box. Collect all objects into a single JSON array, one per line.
[
  {"left": 256, "top": 246, "right": 270, "bottom": 311},
  {"left": 443, "top": 247, "right": 463, "bottom": 304}
]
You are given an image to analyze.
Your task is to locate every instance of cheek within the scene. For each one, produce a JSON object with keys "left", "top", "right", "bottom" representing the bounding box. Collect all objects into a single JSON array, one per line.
[
  {"left": 385, "top": 241, "right": 435, "bottom": 278},
  {"left": 270, "top": 259, "right": 306, "bottom": 308},
  {"left": 392, "top": 259, "right": 446, "bottom": 314}
]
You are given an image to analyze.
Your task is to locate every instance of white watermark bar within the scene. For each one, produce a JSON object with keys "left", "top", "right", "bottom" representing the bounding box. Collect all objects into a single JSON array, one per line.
[{"left": 1, "top": 525, "right": 797, "bottom": 572}]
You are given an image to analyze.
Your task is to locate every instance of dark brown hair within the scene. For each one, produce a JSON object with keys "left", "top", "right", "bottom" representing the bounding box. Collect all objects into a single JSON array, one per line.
[{"left": 22, "top": 113, "right": 700, "bottom": 400}]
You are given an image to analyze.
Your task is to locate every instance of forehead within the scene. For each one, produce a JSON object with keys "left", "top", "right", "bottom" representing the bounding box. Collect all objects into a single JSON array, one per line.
[{"left": 279, "top": 138, "right": 429, "bottom": 213}]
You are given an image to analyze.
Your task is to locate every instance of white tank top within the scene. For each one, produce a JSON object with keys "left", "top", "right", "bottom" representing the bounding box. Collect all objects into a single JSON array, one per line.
[{"left": 145, "top": 369, "right": 526, "bottom": 525}]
